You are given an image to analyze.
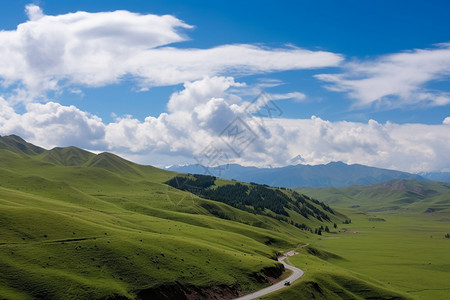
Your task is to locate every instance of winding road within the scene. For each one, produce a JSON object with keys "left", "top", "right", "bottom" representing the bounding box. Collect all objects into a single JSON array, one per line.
[{"left": 235, "top": 250, "right": 304, "bottom": 300}]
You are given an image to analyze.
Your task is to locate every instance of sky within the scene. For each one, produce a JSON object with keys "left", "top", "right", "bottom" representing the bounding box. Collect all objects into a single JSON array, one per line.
[{"left": 0, "top": 0, "right": 449, "bottom": 173}]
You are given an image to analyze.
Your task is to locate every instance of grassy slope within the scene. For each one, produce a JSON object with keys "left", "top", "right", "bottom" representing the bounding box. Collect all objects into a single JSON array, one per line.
[
  {"left": 264, "top": 209, "right": 450, "bottom": 299},
  {"left": 297, "top": 179, "right": 450, "bottom": 214},
  {"left": 2, "top": 136, "right": 447, "bottom": 299},
  {"left": 0, "top": 138, "right": 347, "bottom": 299},
  {"left": 286, "top": 181, "right": 450, "bottom": 300},
  {"left": 264, "top": 245, "right": 412, "bottom": 300},
  {"left": 314, "top": 210, "right": 450, "bottom": 299}
]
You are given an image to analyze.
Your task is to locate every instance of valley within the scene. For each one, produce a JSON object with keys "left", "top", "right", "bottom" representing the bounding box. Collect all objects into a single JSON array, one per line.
[
  {"left": 0, "top": 135, "right": 339, "bottom": 299},
  {"left": 1, "top": 2, "right": 449, "bottom": 300},
  {"left": 1, "top": 135, "right": 449, "bottom": 299}
]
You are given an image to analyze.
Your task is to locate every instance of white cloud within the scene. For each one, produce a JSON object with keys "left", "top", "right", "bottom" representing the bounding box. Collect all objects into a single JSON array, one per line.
[
  {"left": 1, "top": 76, "right": 450, "bottom": 173},
  {"left": 316, "top": 44, "right": 450, "bottom": 107},
  {"left": 0, "top": 6, "right": 192, "bottom": 101},
  {"left": 0, "top": 5, "right": 342, "bottom": 102},
  {"left": 106, "top": 76, "right": 450, "bottom": 173},
  {"left": 0, "top": 97, "right": 106, "bottom": 149},
  {"left": 167, "top": 76, "right": 243, "bottom": 113},
  {"left": 25, "top": 4, "right": 44, "bottom": 21},
  {"left": 269, "top": 117, "right": 450, "bottom": 173},
  {"left": 105, "top": 88, "right": 450, "bottom": 172},
  {"left": 131, "top": 45, "right": 342, "bottom": 88},
  {"left": 1, "top": 7, "right": 448, "bottom": 174},
  {"left": 270, "top": 92, "right": 306, "bottom": 102}
]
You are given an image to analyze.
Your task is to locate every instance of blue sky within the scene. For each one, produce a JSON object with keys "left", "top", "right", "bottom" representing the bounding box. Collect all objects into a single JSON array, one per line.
[{"left": 0, "top": 1, "right": 449, "bottom": 172}]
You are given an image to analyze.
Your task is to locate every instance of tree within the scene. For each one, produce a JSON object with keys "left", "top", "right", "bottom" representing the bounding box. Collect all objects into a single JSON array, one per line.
[
  {"left": 333, "top": 223, "right": 337, "bottom": 229},
  {"left": 325, "top": 226, "right": 330, "bottom": 233},
  {"left": 445, "top": 233, "right": 450, "bottom": 239}
]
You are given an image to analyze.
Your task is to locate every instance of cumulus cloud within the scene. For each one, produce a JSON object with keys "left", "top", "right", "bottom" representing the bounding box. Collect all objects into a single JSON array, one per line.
[
  {"left": 167, "top": 76, "right": 243, "bottom": 113},
  {"left": 269, "top": 117, "right": 450, "bottom": 173},
  {"left": 1, "top": 6, "right": 448, "bottom": 173},
  {"left": 0, "top": 5, "right": 342, "bottom": 101},
  {"left": 0, "top": 97, "right": 106, "bottom": 149},
  {"left": 25, "top": 4, "right": 44, "bottom": 21},
  {"left": 316, "top": 44, "right": 450, "bottom": 107},
  {"left": 0, "top": 5, "right": 192, "bottom": 100},
  {"left": 104, "top": 76, "right": 244, "bottom": 155},
  {"left": 103, "top": 77, "right": 450, "bottom": 173},
  {"left": 3, "top": 77, "right": 449, "bottom": 173}
]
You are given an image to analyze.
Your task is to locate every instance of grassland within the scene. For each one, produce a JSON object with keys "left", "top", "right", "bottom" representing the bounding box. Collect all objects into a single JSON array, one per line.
[
  {"left": 1, "top": 135, "right": 449, "bottom": 299},
  {"left": 0, "top": 135, "right": 345, "bottom": 299},
  {"left": 263, "top": 204, "right": 450, "bottom": 299},
  {"left": 297, "top": 179, "right": 450, "bottom": 215}
]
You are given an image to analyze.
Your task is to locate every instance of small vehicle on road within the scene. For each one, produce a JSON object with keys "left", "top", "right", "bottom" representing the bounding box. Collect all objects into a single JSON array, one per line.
[{"left": 284, "top": 281, "right": 290, "bottom": 286}]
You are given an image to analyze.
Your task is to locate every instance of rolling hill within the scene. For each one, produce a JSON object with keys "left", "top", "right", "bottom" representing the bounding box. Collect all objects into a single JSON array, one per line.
[
  {"left": 296, "top": 179, "right": 450, "bottom": 216},
  {"left": 169, "top": 162, "right": 425, "bottom": 188},
  {"left": 0, "top": 135, "right": 350, "bottom": 299},
  {"left": 3, "top": 135, "right": 447, "bottom": 300}
]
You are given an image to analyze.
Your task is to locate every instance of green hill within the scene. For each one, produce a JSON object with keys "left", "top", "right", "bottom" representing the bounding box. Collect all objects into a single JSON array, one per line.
[
  {"left": 0, "top": 135, "right": 45, "bottom": 156},
  {"left": 296, "top": 179, "right": 450, "bottom": 215},
  {"left": 39, "top": 146, "right": 95, "bottom": 166},
  {"left": 293, "top": 179, "right": 450, "bottom": 300},
  {"left": 0, "top": 135, "right": 350, "bottom": 299},
  {"left": 3, "top": 135, "right": 444, "bottom": 299}
]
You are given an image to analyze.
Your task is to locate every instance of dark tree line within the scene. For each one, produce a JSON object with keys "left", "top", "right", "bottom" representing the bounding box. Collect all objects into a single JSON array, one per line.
[{"left": 166, "top": 175, "right": 335, "bottom": 226}]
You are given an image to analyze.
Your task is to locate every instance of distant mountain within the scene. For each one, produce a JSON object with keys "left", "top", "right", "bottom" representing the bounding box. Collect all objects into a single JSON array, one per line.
[
  {"left": 168, "top": 162, "right": 425, "bottom": 188},
  {"left": 419, "top": 172, "right": 450, "bottom": 182},
  {"left": 296, "top": 179, "right": 450, "bottom": 215}
]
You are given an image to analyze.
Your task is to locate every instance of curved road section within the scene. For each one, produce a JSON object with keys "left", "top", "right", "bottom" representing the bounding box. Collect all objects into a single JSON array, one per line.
[{"left": 235, "top": 250, "right": 304, "bottom": 300}]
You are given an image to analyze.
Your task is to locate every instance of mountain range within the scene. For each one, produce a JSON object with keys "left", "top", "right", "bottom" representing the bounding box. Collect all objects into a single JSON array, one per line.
[{"left": 168, "top": 162, "right": 440, "bottom": 188}]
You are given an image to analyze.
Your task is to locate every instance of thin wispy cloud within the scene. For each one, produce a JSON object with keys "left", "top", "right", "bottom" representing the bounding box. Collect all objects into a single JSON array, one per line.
[
  {"left": 316, "top": 43, "right": 450, "bottom": 108},
  {"left": 270, "top": 92, "right": 306, "bottom": 102}
]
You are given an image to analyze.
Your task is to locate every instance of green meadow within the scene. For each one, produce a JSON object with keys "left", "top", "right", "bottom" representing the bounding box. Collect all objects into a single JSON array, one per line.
[
  {"left": 0, "top": 136, "right": 344, "bottom": 299},
  {"left": 1, "top": 135, "right": 449, "bottom": 299},
  {"left": 266, "top": 198, "right": 450, "bottom": 299}
]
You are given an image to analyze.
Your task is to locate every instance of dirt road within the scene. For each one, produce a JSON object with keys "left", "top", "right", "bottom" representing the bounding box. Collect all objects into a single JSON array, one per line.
[{"left": 235, "top": 250, "right": 304, "bottom": 300}]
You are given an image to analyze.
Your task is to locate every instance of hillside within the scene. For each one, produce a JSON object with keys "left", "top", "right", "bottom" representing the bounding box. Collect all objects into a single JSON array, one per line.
[
  {"left": 296, "top": 179, "right": 450, "bottom": 215},
  {"left": 3, "top": 135, "right": 447, "bottom": 300},
  {"left": 169, "top": 162, "right": 425, "bottom": 188},
  {"left": 0, "top": 134, "right": 46, "bottom": 155},
  {"left": 0, "top": 135, "right": 349, "bottom": 299}
]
